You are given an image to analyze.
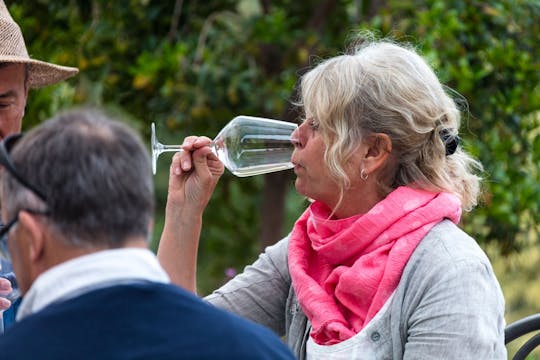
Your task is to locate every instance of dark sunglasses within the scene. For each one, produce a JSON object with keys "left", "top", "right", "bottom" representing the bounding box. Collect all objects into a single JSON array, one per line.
[{"left": 0, "top": 133, "right": 50, "bottom": 262}]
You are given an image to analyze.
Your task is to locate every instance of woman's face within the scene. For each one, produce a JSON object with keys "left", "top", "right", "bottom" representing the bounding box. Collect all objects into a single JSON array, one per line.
[{"left": 291, "top": 118, "right": 342, "bottom": 206}]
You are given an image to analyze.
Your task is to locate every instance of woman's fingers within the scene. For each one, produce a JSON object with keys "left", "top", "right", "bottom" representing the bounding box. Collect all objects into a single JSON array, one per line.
[{"left": 174, "top": 136, "right": 214, "bottom": 173}]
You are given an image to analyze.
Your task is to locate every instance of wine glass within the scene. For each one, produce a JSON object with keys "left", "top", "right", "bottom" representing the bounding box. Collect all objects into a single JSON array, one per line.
[{"left": 151, "top": 115, "right": 298, "bottom": 176}]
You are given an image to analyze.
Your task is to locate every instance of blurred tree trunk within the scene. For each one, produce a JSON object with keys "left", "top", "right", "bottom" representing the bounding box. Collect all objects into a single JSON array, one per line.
[{"left": 260, "top": 172, "right": 292, "bottom": 250}]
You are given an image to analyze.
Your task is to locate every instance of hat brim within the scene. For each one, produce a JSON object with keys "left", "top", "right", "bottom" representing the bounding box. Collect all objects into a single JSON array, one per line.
[{"left": 0, "top": 55, "right": 78, "bottom": 89}]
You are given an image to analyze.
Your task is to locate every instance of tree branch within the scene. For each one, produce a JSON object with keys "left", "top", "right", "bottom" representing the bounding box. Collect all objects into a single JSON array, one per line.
[{"left": 168, "top": 0, "right": 184, "bottom": 43}]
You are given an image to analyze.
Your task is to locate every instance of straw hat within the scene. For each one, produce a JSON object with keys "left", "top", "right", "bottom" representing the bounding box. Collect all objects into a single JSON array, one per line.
[{"left": 0, "top": 0, "right": 78, "bottom": 89}]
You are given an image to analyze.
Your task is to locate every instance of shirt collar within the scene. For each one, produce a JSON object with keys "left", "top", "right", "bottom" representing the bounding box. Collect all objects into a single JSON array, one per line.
[{"left": 17, "top": 248, "right": 170, "bottom": 320}]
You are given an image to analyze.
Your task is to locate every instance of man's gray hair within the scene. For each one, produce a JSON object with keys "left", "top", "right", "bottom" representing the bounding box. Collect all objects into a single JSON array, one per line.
[{"left": 1, "top": 108, "right": 154, "bottom": 248}]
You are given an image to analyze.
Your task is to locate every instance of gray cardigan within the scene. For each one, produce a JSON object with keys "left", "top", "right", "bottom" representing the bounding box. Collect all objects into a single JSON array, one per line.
[{"left": 206, "top": 220, "right": 506, "bottom": 359}]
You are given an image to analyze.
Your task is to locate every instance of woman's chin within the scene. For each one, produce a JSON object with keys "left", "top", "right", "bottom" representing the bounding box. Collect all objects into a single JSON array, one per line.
[{"left": 294, "top": 179, "right": 310, "bottom": 199}]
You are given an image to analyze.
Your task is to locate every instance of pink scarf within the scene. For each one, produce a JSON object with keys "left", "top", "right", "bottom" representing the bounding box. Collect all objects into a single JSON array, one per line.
[{"left": 288, "top": 186, "right": 462, "bottom": 345}]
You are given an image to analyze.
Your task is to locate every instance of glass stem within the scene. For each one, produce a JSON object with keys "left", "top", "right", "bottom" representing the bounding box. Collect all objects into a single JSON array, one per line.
[{"left": 159, "top": 145, "right": 185, "bottom": 153}]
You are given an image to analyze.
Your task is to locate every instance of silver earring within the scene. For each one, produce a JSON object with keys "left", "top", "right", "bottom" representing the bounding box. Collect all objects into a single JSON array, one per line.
[{"left": 360, "top": 169, "right": 368, "bottom": 181}]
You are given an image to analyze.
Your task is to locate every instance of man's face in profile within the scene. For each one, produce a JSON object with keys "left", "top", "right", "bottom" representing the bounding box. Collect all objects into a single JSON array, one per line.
[{"left": 0, "top": 63, "right": 28, "bottom": 140}]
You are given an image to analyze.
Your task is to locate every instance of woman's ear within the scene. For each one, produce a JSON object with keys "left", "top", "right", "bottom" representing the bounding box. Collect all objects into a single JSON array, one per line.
[{"left": 363, "top": 133, "right": 392, "bottom": 173}]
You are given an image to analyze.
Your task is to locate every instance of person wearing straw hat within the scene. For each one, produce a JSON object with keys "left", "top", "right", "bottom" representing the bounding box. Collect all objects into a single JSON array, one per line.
[{"left": 0, "top": 0, "right": 78, "bottom": 330}]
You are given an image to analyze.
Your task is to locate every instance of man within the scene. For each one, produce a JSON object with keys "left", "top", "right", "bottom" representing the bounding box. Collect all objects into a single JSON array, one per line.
[
  {"left": 0, "top": 109, "right": 295, "bottom": 359},
  {"left": 0, "top": 0, "right": 78, "bottom": 326}
]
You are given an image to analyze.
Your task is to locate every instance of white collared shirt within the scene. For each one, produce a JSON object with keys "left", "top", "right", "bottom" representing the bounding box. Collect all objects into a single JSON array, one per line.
[{"left": 17, "top": 248, "right": 170, "bottom": 321}]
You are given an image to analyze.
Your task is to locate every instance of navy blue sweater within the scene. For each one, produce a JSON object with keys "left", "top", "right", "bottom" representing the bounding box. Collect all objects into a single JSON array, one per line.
[{"left": 0, "top": 282, "right": 295, "bottom": 359}]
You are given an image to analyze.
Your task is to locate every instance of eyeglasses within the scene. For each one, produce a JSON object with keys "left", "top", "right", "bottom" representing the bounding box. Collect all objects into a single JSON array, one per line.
[
  {"left": 0, "top": 133, "right": 50, "bottom": 262},
  {"left": 0, "top": 134, "right": 47, "bottom": 201}
]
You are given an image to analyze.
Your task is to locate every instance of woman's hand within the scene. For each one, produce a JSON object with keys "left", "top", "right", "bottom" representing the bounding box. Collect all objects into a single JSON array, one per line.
[
  {"left": 158, "top": 136, "right": 224, "bottom": 292},
  {"left": 167, "top": 136, "right": 224, "bottom": 215}
]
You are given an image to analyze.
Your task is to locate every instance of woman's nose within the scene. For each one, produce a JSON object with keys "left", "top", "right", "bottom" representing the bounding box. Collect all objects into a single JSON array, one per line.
[{"left": 291, "top": 127, "right": 303, "bottom": 148}]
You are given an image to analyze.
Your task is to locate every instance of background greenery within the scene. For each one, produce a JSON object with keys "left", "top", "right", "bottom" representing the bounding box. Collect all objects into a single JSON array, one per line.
[{"left": 8, "top": 0, "right": 540, "bottom": 356}]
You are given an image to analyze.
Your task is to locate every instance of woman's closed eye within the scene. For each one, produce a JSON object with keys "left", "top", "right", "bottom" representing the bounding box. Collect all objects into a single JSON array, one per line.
[{"left": 307, "top": 118, "right": 319, "bottom": 131}]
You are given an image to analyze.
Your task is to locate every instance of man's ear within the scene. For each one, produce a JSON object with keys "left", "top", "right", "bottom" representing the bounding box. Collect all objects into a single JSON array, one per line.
[
  {"left": 362, "top": 133, "right": 392, "bottom": 174},
  {"left": 18, "top": 211, "right": 46, "bottom": 263}
]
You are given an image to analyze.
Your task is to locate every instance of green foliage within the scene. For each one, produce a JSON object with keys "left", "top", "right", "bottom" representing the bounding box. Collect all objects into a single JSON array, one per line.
[{"left": 9, "top": 0, "right": 540, "bottom": 300}]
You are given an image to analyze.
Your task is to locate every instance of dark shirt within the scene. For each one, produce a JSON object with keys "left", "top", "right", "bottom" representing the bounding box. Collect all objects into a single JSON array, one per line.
[{"left": 0, "top": 282, "right": 295, "bottom": 359}]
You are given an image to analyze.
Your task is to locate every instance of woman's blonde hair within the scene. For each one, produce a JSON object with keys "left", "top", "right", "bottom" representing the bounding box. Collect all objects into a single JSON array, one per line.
[{"left": 297, "top": 39, "right": 482, "bottom": 211}]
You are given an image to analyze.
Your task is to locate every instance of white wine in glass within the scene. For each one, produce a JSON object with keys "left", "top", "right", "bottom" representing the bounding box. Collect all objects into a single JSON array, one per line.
[{"left": 151, "top": 115, "right": 298, "bottom": 177}]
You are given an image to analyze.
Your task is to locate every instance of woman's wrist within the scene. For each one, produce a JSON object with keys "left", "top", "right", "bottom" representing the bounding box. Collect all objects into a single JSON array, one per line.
[{"left": 165, "top": 205, "right": 203, "bottom": 228}]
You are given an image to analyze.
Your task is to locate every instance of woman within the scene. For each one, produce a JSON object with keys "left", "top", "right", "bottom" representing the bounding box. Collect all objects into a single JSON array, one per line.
[{"left": 158, "top": 39, "right": 506, "bottom": 359}]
